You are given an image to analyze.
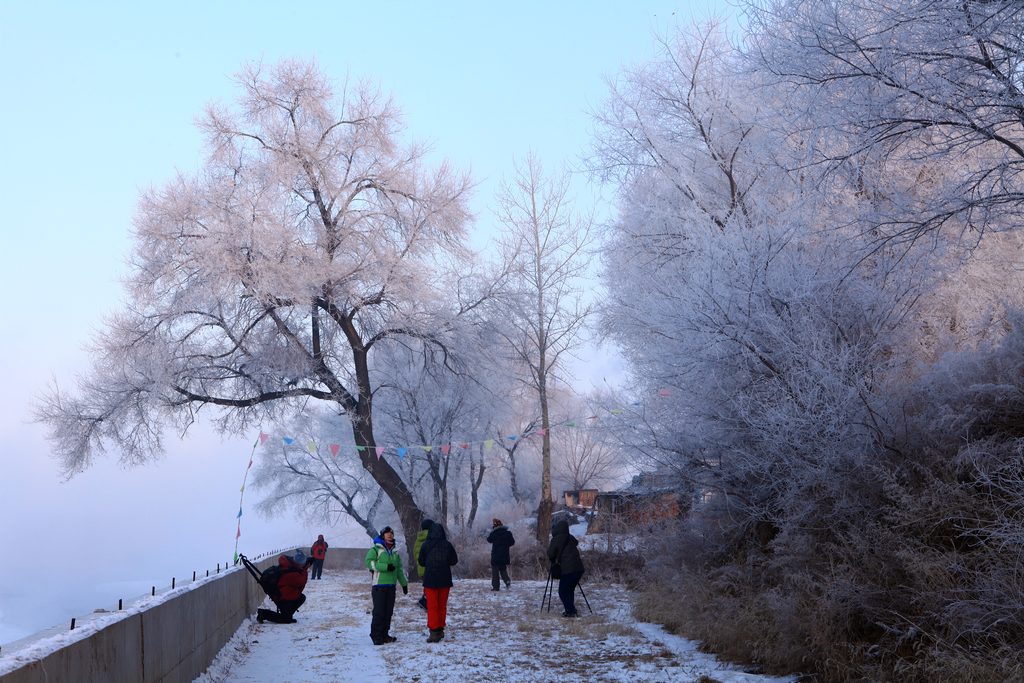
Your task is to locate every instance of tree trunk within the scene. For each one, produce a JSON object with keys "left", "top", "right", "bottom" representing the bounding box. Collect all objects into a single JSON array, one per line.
[
  {"left": 351, "top": 352, "right": 425, "bottom": 574},
  {"left": 467, "top": 448, "right": 485, "bottom": 529},
  {"left": 535, "top": 378, "right": 554, "bottom": 544},
  {"left": 507, "top": 447, "right": 523, "bottom": 505}
]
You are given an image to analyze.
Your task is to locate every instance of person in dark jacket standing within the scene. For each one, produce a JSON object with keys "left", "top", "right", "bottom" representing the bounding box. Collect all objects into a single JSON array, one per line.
[
  {"left": 310, "top": 534, "right": 328, "bottom": 580},
  {"left": 486, "top": 518, "right": 515, "bottom": 591},
  {"left": 547, "top": 519, "right": 585, "bottom": 617},
  {"left": 418, "top": 522, "right": 458, "bottom": 642}
]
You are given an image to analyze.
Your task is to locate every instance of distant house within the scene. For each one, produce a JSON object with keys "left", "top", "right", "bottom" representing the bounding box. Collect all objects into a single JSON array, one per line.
[
  {"left": 563, "top": 488, "right": 599, "bottom": 511},
  {"left": 589, "top": 472, "right": 685, "bottom": 533}
]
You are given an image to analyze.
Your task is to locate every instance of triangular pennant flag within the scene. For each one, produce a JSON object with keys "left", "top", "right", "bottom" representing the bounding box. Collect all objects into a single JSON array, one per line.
[
  {"left": 259, "top": 432, "right": 269, "bottom": 444},
  {"left": 397, "top": 447, "right": 408, "bottom": 459},
  {"left": 356, "top": 445, "right": 367, "bottom": 452},
  {"left": 459, "top": 442, "right": 470, "bottom": 449},
  {"left": 235, "top": 525, "right": 241, "bottom": 539},
  {"left": 246, "top": 459, "right": 253, "bottom": 469},
  {"left": 537, "top": 428, "right": 548, "bottom": 436},
  {"left": 240, "top": 484, "right": 245, "bottom": 492},
  {"left": 329, "top": 443, "right": 340, "bottom": 457},
  {"left": 586, "top": 415, "right": 599, "bottom": 420},
  {"left": 233, "top": 551, "right": 238, "bottom": 562},
  {"left": 566, "top": 421, "right": 576, "bottom": 427},
  {"left": 237, "top": 507, "right": 243, "bottom": 518},
  {"left": 376, "top": 446, "right": 385, "bottom": 458},
  {"left": 630, "top": 401, "right": 642, "bottom": 406},
  {"left": 282, "top": 436, "right": 295, "bottom": 445},
  {"left": 610, "top": 409, "right": 624, "bottom": 415},
  {"left": 422, "top": 445, "right": 433, "bottom": 453},
  {"left": 483, "top": 439, "right": 494, "bottom": 450},
  {"left": 441, "top": 444, "right": 451, "bottom": 455},
  {"left": 506, "top": 434, "right": 518, "bottom": 441},
  {"left": 307, "top": 441, "right": 317, "bottom": 453},
  {"left": 658, "top": 388, "right": 672, "bottom": 397}
]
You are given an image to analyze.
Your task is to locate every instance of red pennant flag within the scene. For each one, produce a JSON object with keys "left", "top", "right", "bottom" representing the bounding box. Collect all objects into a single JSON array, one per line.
[
  {"left": 258, "top": 432, "right": 269, "bottom": 444},
  {"left": 441, "top": 444, "right": 451, "bottom": 455},
  {"left": 235, "top": 524, "right": 241, "bottom": 539},
  {"left": 658, "top": 388, "right": 671, "bottom": 397},
  {"left": 537, "top": 428, "right": 547, "bottom": 436},
  {"left": 376, "top": 446, "right": 385, "bottom": 458},
  {"left": 329, "top": 444, "right": 340, "bottom": 457},
  {"left": 459, "top": 442, "right": 470, "bottom": 449}
]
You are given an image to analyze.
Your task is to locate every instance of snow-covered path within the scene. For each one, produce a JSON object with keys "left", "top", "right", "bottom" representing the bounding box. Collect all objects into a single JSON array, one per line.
[{"left": 199, "top": 570, "right": 795, "bottom": 683}]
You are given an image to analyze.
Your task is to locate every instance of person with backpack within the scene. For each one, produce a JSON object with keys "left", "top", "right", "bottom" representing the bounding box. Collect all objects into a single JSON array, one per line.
[
  {"left": 310, "top": 534, "right": 328, "bottom": 580},
  {"left": 418, "top": 522, "right": 459, "bottom": 643},
  {"left": 256, "top": 550, "right": 313, "bottom": 624},
  {"left": 547, "top": 519, "right": 585, "bottom": 618},
  {"left": 486, "top": 518, "right": 515, "bottom": 591},
  {"left": 364, "top": 526, "right": 409, "bottom": 645},
  {"left": 413, "top": 518, "right": 434, "bottom": 610}
]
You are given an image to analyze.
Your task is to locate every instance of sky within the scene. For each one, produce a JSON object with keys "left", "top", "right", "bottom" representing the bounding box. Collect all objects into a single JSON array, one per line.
[{"left": 0, "top": 1, "right": 735, "bottom": 645}]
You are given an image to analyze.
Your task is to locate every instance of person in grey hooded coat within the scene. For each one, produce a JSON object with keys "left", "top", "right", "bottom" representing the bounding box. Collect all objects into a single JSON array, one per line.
[{"left": 546, "top": 519, "right": 584, "bottom": 617}]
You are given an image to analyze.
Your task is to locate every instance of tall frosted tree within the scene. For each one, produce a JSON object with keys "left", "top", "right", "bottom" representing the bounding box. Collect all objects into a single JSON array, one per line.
[
  {"left": 494, "top": 154, "right": 593, "bottom": 543},
  {"left": 36, "top": 60, "right": 473, "bottom": 560}
]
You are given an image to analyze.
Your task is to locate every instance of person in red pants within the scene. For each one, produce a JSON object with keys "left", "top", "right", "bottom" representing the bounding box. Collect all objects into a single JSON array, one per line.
[{"left": 417, "top": 522, "right": 459, "bottom": 642}]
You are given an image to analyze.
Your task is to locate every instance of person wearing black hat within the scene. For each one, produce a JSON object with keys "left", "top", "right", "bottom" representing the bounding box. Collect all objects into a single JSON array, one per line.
[
  {"left": 364, "top": 526, "right": 409, "bottom": 645},
  {"left": 486, "top": 518, "right": 515, "bottom": 591}
]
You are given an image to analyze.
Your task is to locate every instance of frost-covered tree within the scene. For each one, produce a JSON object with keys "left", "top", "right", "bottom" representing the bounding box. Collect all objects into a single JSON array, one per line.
[
  {"left": 552, "top": 423, "right": 624, "bottom": 493},
  {"left": 493, "top": 154, "right": 594, "bottom": 543},
  {"left": 252, "top": 410, "right": 385, "bottom": 538},
  {"left": 743, "top": 0, "right": 1024, "bottom": 245},
  {"left": 35, "top": 60, "right": 475, "bottom": 561},
  {"left": 371, "top": 335, "right": 512, "bottom": 530},
  {"left": 593, "top": 16, "right": 1024, "bottom": 679}
]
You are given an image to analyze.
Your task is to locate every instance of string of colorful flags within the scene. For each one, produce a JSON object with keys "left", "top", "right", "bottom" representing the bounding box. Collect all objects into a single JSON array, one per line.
[
  {"left": 254, "top": 387, "right": 676, "bottom": 462},
  {"left": 232, "top": 434, "right": 260, "bottom": 564},
  {"left": 231, "top": 387, "right": 675, "bottom": 549}
]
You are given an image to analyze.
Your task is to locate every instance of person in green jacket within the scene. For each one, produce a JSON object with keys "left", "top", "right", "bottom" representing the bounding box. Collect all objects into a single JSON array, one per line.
[
  {"left": 364, "top": 526, "right": 409, "bottom": 645},
  {"left": 413, "top": 518, "right": 434, "bottom": 610}
]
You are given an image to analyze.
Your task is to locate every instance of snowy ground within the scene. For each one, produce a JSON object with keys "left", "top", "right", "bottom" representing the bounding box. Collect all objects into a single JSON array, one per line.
[{"left": 198, "top": 570, "right": 796, "bottom": 683}]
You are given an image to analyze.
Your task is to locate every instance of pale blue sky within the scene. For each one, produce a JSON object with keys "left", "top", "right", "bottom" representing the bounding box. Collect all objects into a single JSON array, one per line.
[{"left": 0, "top": 1, "right": 734, "bottom": 643}]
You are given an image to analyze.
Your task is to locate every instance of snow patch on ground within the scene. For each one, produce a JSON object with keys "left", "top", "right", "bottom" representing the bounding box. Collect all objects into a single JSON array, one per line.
[{"left": 201, "top": 570, "right": 798, "bottom": 683}]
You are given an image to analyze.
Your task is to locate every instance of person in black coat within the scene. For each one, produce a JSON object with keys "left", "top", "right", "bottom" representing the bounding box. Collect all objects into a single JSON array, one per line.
[
  {"left": 547, "top": 518, "right": 585, "bottom": 617},
  {"left": 418, "top": 522, "right": 459, "bottom": 642},
  {"left": 486, "top": 518, "right": 515, "bottom": 591}
]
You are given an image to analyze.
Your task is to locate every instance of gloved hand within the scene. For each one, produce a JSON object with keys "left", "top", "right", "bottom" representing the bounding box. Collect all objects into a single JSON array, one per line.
[
  {"left": 402, "top": 584, "right": 408, "bottom": 595},
  {"left": 385, "top": 563, "right": 395, "bottom": 572}
]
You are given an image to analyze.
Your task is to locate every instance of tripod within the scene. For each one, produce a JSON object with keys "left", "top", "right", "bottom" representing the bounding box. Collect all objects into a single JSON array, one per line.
[{"left": 540, "top": 570, "right": 593, "bottom": 615}]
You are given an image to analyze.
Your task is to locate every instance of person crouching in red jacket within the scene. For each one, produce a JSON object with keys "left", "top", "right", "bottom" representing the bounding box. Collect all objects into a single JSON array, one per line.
[{"left": 258, "top": 551, "right": 313, "bottom": 624}]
